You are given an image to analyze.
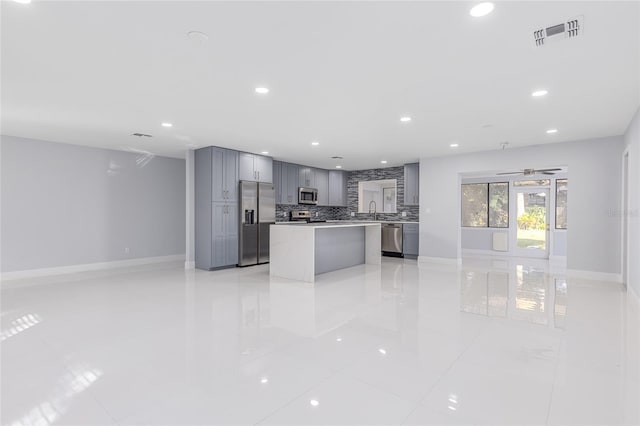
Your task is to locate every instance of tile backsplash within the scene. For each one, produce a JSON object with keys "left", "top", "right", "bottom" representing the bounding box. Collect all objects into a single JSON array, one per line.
[
  {"left": 276, "top": 165, "right": 419, "bottom": 222},
  {"left": 275, "top": 204, "right": 348, "bottom": 222}
]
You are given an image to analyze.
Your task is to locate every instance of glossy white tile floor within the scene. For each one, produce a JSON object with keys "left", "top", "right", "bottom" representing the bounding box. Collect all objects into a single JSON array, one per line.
[{"left": 2, "top": 257, "right": 639, "bottom": 425}]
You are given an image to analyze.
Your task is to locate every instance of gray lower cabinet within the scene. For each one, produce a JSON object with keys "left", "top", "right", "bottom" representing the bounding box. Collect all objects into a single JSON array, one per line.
[
  {"left": 239, "top": 152, "right": 273, "bottom": 183},
  {"left": 403, "top": 223, "right": 419, "bottom": 258},
  {"left": 281, "top": 162, "right": 299, "bottom": 205},
  {"left": 404, "top": 163, "right": 419, "bottom": 206},
  {"left": 328, "top": 170, "right": 348, "bottom": 206},
  {"left": 211, "top": 202, "right": 238, "bottom": 267},
  {"left": 195, "top": 146, "right": 239, "bottom": 270},
  {"left": 315, "top": 169, "right": 329, "bottom": 206}
]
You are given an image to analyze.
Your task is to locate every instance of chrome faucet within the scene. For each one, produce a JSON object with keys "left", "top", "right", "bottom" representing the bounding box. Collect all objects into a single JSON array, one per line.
[{"left": 368, "top": 200, "right": 377, "bottom": 221}]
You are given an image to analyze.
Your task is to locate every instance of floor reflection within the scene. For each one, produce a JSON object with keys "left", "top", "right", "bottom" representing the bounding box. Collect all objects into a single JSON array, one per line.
[
  {"left": 1, "top": 313, "right": 42, "bottom": 341},
  {"left": 460, "top": 261, "right": 568, "bottom": 328},
  {"left": 8, "top": 366, "right": 102, "bottom": 426}
]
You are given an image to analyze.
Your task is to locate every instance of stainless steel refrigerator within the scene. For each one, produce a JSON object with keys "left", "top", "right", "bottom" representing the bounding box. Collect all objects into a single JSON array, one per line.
[{"left": 238, "top": 181, "right": 275, "bottom": 266}]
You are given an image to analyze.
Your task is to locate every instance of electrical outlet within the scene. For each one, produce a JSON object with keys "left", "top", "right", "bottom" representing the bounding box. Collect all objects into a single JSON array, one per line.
[
  {"left": 315, "top": 212, "right": 319, "bottom": 217},
  {"left": 350, "top": 212, "right": 355, "bottom": 217},
  {"left": 402, "top": 211, "right": 407, "bottom": 217},
  {"left": 283, "top": 212, "right": 287, "bottom": 217},
  {"left": 124, "top": 247, "right": 130, "bottom": 254}
]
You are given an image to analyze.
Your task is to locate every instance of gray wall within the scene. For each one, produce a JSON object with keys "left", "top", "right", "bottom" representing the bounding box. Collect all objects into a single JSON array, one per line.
[
  {"left": 1, "top": 135, "right": 186, "bottom": 272},
  {"left": 420, "top": 136, "right": 624, "bottom": 274},
  {"left": 623, "top": 108, "right": 640, "bottom": 296}
]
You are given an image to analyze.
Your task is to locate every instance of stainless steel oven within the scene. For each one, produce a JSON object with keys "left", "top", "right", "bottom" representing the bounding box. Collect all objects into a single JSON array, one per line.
[{"left": 298, "top": 187, "right": 318, "bottom": 205}]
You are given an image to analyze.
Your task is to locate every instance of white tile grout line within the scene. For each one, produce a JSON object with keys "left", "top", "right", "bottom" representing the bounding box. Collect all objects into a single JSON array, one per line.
[
  {"left": 544, "top": 334, "right": 566, "bottom": 425},
  {"left": 251, "top": 371, "right": 338, "bottom": 426},
  {"left": 398, "top": 326, "right": 488, "bottom": 425}
]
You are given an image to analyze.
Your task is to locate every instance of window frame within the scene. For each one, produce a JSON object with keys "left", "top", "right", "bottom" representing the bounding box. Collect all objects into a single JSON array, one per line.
[
  {"left": 461, "top": 181, "right": 510, "bottom": 229},
  {"left": 555, "top": 178, "right": 568, "bottom": 230}
]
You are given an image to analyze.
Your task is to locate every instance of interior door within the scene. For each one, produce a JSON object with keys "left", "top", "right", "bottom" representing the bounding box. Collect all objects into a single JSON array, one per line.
[{"left": 513, "top": 189, "right": 550, "bottom": 258}]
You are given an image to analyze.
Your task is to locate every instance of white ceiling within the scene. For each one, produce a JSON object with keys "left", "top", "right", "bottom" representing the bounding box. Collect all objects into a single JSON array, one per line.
[{"left": 2, "top": 1, "right": 639, "bottom": 170}]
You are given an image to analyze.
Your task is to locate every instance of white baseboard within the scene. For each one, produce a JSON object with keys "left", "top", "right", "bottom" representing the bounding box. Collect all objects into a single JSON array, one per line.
[
  {"left": 418, "top": 256, "right": 461, "bottom": 266},
  {"left": 184, "top": 260, "right": 195, "bottom": 270},
  {"left": 566, "top": 269, "right": 622, "bottom": 283},
  {"left": 1, "top": 254, "right": 185, "bottom": 281},
  {"left": 462, "top": 248, "right": 513, "bottom": 257}
]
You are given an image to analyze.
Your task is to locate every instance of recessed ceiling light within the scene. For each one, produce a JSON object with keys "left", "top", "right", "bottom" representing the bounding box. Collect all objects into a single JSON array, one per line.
[
  {"left": 161, "top": 122, "right": 173, "bottom": 128},
  {"left": 261, "top": 151, "right": 269, "bottom": 155},
  {"left": 531, "top": 90, "right": 548, "bottom": 97},
  {"left": 255, "top": 87, "right": 269, "bottom": 94},
  {"left": 400, "top": 117, "right": 412, "bottom": 122},
  {"left": 309, "top": 399, "right": 319, "bottom": 407},
  {"left": 450, "top": 143, "right": 459, "bottom": 148},
  {"left": 260, "top": 377, "right": 269, "bottom": 384},
  {"left": 187, "top": 31, "right": 209, "bottom": 42},
  {"left": 336, "top": 337, "right": 343, "bottom": 341},
  {"left": 470, "top": 2, "right": 495, "bottom": 17},
  {"left": 380, "top": 160, "right": 388, "bottom": 164},
  {"left": 378, "top": 348, "right": 387, "bottom": 355},
  {"left": 13, "top": 0, "right": 32, "bottom": 3},
  {"left": 311, "top": 141, "right": 320, "bottom": 146},
  {"left": 546, "top": 129, "right": 558, "bottom": 134},
  {"left": 335, "top": 165, "right": 342, "bottom": 169}
]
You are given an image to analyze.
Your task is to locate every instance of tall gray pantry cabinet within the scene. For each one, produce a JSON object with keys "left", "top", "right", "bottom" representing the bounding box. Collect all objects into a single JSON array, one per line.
[{"left": 195, "top": 147, "right": 238, "bottom": 270}]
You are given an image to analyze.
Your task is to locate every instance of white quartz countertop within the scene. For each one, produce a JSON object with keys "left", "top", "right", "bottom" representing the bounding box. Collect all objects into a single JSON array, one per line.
[
  {"left": 273, "top": 222, "right": 382, "bottom": 229},
  {"left": 328, "top": 220, "right": 419, "bottom": 224}
]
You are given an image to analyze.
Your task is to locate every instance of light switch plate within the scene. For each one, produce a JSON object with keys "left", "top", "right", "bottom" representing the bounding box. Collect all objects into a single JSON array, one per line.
[
  {"left": 350, "top": 212, "right": 355, "bottom": 217},
  {"left": 402, "top": 211, "right": 407, "bottom": 217}
]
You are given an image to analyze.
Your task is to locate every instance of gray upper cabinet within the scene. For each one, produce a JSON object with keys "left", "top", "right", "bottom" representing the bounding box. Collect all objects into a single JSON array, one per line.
[
  {"left": 255, "top": 155, "right": 273, "bottom": 183},
  {"left": 404, "top": 163, "right": 420, "bottom": 206},
  {"left": 315, "top": 169, "right": 329, "bottom": 206},
  {"left": 195, "top": 146, "right": 239, "bottom": 270},
  {"left": 328, "top": 170, "right": 348, "bottom": 206},
  {"left": 273, "top": 161, "right": 282, "bottom": 203},
  {"left": 298, "top": 166, "right": 316, "bottom": 188},
  {"left": 239, "top": 152, "right": 272, "bottom": 183},
  {"left": 212, "top": 148, "right": 238, "bottom": 203},
  {"left": 281, "top": 162, "right": 299, "bottom": 205}
]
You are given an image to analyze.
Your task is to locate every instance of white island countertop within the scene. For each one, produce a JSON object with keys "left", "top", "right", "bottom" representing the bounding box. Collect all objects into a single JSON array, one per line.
[
  {"left": 274, "top": 220, "right": 419, "bottom": 225},
  {"left": 273, "top": 222, "right": 384, "bottom": 228},
  {"left": 270, "top": 222, "right": 381, "bottom": 283}
]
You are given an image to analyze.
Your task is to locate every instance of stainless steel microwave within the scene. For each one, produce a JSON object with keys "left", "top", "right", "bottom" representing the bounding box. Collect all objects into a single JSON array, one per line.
[{"left": 298, "top": 187, "right": 318, "bottom": 205}]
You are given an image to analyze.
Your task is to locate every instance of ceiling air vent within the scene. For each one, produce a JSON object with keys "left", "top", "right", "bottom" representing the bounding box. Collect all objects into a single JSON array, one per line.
[
  {"left": 331, "top": 156, "right": 343, "bottom": 160},
  {"left": 131, "top": 133, "right": 153, "bottom": 138},
  {"left": 533, "top": 15, "right": 583, "bottom": 47}
]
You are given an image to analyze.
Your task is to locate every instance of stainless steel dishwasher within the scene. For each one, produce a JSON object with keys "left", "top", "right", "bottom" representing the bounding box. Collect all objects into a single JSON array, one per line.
[{"left": 381, "top": 223, "right": 403, "bottom": 257}]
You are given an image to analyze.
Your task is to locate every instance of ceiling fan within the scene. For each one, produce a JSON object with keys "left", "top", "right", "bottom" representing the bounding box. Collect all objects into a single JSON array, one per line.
[{"left": 497, "top": 168, "right": 562, "bottom": 176}]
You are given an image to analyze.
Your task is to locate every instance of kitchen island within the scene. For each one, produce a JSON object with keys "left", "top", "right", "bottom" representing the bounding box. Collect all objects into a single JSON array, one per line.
[{"left": 269, "top": 222, "right": 381, "bottom": 283}]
